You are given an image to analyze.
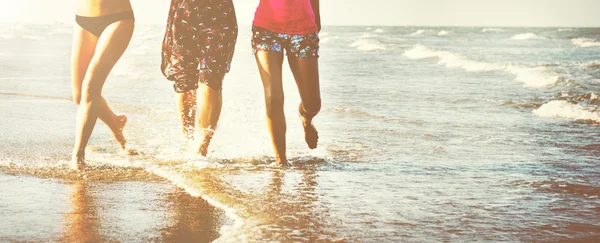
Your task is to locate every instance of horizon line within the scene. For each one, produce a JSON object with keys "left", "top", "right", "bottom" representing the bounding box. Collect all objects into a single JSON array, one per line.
[{"left": 0, "top": 20, "right": 598, "bottom": 29}]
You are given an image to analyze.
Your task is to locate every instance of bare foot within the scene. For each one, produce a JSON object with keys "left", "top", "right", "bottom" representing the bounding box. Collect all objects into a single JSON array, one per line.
[
  {"left": 121, "top": 148, "right": 140, "bottom": 156},
  {"left": 277, "top": 160, "right": 292, "bottom": 167},
  {"left": 110, "top": 115, "right": 127, "bottom": 149},
  {"left": 198, "top": 128, "right": 215, "bottom": 156},
  {"left": 70, "top": 152, "right": 88, "bottom": 170},
  {"left": 300, "top": 115, "right": 319, "bottom": 149}
]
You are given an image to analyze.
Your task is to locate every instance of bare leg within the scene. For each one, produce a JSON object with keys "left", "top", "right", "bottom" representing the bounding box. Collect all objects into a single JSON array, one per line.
[
  {"left": 71, "top": 25, "right": 128, "bottom": 152},
  {"left": 255, "top": 51, "right": 289, "bottom": 166},
  {"left": 177, "top": 89, "right": 197, "bottom": 141},
  {"left": 196, "top": 82, "right": 223, "bottom": 156},
  {"left": 288, "top": 56, "right": 321, "bottom": 149},
  {"left": 71, "top": 20, "right": 134, "bottom": 170}
]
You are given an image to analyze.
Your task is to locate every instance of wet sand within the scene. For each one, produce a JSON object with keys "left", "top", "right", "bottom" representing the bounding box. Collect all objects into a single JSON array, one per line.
[{"left": 0, "top": 168, "right": 228, "bottom": 242}]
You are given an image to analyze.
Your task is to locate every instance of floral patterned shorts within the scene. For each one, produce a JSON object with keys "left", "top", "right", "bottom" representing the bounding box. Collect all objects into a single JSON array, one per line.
[
  {"left": 251, "top": 26, "right": 319, "bottom": 59},
  {"left": 161, "top": 0, "right": 238, "bottom": 93}
]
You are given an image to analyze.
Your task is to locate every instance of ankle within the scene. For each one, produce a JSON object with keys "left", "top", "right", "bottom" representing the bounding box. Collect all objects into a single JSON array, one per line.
[{"left": 72, "top": 149, "right": 85, "bottom": 159}]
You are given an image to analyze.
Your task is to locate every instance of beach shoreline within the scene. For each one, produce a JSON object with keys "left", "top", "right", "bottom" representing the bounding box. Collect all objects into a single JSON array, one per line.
[{"left": 0, "top": 169, "right": 227, "bottom": 242}]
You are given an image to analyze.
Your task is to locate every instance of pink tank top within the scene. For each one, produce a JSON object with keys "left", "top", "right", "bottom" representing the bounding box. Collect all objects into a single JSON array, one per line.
[{"left": 253, "top": 0, "right": 318, "bottom": 35}]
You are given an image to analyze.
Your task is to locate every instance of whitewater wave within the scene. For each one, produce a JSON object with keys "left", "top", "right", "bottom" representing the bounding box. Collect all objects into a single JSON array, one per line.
[
  {"left": 511, "top": 33, "right": 545, "bottom": 40},
  {"left": 350, "top": 39, "right": 387, "bottom": 51},
  {"left": 558, "top": 28, "right": 573, "bottom": 32},
  {"left": 533, "top": 100, "right": 600, "bottom": 123},
  {"left": 374, "top": 28, "right": 385, "bottom": 33},
  {"left": 403, "top": 45, "right": 501, "bottom": 72},
  {"left": 482, "top": 28, "right": 504, "bottom": 33},
  {"left": 438, "top": 31, "right": 449, "bottom": 36},
  {"left": 571, "top": 38, "right": 600, "bottom": 48},
  {"left": 410, "top": 29, "right": 429, "bottom": 36},
  {"left": 403, "top": 45, "right": 560, "bottom": 88}
]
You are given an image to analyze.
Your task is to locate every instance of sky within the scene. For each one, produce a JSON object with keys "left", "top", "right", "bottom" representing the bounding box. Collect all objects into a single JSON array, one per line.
[{"left": 1, "top": 0, "right": 599, "bottom": 27}]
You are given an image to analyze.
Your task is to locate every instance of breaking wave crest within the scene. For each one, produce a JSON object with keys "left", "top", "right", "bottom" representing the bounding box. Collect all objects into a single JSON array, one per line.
[{"left": 403, "top": 45, "right": 560, "bottom": 88}]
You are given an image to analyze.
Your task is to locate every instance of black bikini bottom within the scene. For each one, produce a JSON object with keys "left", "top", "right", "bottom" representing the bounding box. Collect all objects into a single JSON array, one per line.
[{"left": 75, "top": 11, "right": 134, "bottom": 37}]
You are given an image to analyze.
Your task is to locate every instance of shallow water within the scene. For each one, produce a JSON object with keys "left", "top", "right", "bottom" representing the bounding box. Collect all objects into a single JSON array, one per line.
[{"left": 1, "top": 24, "right": 599, "bottom": 242}]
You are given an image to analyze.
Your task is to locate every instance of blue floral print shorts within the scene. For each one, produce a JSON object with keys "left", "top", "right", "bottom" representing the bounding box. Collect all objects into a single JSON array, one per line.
[{"left": 251, "top": 26, "right": 319, "bottom": 59}]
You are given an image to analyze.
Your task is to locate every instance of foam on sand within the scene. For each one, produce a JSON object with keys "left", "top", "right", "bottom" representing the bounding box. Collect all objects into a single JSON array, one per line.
[{"left": 533, "top": 100, "right": 600, "bottom": 123}]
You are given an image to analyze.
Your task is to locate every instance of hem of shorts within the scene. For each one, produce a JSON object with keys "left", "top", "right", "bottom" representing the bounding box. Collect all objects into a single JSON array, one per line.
[{"left": 251, "top": 22, "right": 319, "bottom": 35}]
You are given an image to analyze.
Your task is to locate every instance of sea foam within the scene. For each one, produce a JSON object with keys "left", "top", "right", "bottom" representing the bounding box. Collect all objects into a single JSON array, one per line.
[
  {"left": 533, "top": 100, "right": 600, "bottom": 123},
  {"left": 403, "top": 45, "right": 560, "bottom": 88},
  {"left": 511, "top": 33, "right": 545, "bottom": 40},
  {"left": 571, "top": 38, "right": 600, "bottom": 48},
  {"left": 438, "top": 31, "right": 449, "bottom": 36},
  {"left": 410, "top": 29, "right": 429, "bottom": 36},
  {"left": 350, "top": 39, "right": 387, "bottom": 51},
  {"left": 482, "top": 28, "right": 504, "bottom": 33}
]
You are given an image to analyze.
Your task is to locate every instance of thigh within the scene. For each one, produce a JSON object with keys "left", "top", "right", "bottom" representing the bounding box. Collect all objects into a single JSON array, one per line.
[
  {"left": 286, "top": 32, "right": 320, "bottom": 103},
  {"left": 287, "top": 56, "right": 320, "bottom": 105},
  {"left": 255, "top": 51, "right": 285, "bottom": 97},
  {"left": 71, "top": 25, "right": 99, "bottom": 101},
  {"left": 198, "top": 18, "right": 238, "bottom": 91},
  {"left": 252, "top": 26, "right": 286, "bottom": 96},
  {"left": 82, "top": 19, "right": 134, "bottom": 94}
]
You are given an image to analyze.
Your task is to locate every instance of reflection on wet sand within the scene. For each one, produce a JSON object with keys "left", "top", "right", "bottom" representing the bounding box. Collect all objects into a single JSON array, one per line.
[
  {"left": 0, "top": 165, "right": 226, "bottom": 242},
  {"left": 169, "top": 158, "right": 344, "bottom": 242},
  {"left": 161, "top": 185, "right": 224, "bottom": 242},
  {"left": 60, "top": 182, "right": 101, "bottom": 242}
]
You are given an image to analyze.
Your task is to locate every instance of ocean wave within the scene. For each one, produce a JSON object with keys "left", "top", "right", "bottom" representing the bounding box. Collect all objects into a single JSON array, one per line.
[
  {"left": 571, "top": 38, "right": 600, "bottom": 48},
  {"left": 504, "top": 66, "right": 560, "bottom": 88},
  {"left": 404, "top": 44, "right": 503, "bottom": 72},
  {"left": 482, "top": 28, "right": 504, "bottom": 33},
  {"left": 571, "top": 93, "right": 600, "bottom": 105},
  {"left": 320, "top": 37, "right": 332, "bottom": 43},
  {"left": 403, "top": 45, "right": 560, "bottom": 88},
  {"left": 558, "top": 28, "right": 573, "bottom": 32},
  {"left": 350, "top": 39, "right": 387, "bottom": 51},
  {"left": 438, "top": 31, "right": 449, "bottom": 36},
  {"left": 410, "top": 29, "right": 430, "bottom": 36},
  {"left": 533, "top": 100, "right": 600, "bottom": 123},
  {"left": 511, "top": 33, "right": 545, "bottom": 40},
  {"left": 374, "top": 28, "right": 385, "bottom": 33},
  {"left": 584, "top": 60, "right": 600, "bottom": 69}
]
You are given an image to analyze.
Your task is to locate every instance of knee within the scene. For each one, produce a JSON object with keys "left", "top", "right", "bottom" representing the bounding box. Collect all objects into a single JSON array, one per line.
[
  {"left": 302, "top": 98, "right": 321, "bottom": 116},
  {"left": 265, "top": 93, "right": 285, "bottom": 118},
  {"left": 80, "top": 83, "right": 102, "bottom": 104}
]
